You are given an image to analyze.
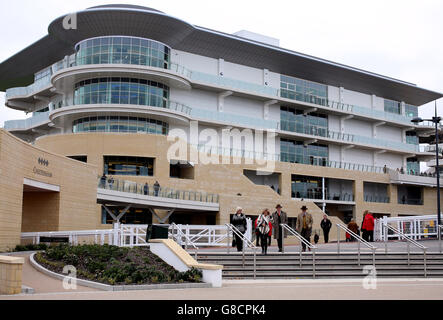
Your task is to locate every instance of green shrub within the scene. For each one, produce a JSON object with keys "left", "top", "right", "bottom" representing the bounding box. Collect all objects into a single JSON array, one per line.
[{"left": 38, "top": 244, "right": 203, "bottom": 285}]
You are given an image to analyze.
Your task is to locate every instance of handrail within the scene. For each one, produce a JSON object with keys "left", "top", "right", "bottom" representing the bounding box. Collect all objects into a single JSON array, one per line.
[
  {"left": 280, "top": 224, "right": 317, "bottom": 278},
  {"left": 170, "top": 223, "right": 198, "bottom": 260},
  {"left": 439, "top": 225, "right": 443, "bottom": 254},
  {"left": 383, "top": 223, "right": 427, "bottom": 277},
  {"left": 225, "top": 224, "right": 257, "bottom": 279},
  {"left": 280, "top": 224, "right": 316, "bottom": 250},
  {"left": 336, "top": 224, "right": 376, "bottom": 267}
]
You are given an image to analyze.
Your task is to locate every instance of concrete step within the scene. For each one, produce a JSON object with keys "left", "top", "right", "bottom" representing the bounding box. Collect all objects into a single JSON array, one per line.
[
  {"left": 222, "top": 271, "right": 443, "bottom": 278},
  {"left": 198, "top": 257, "right": 441, "bottom": 263},
  {"left": 221, "top": 265, "right": 443, "bottom": 271},
  {"left": 200, "top": 260, "right": 443, "bottom": 269}
]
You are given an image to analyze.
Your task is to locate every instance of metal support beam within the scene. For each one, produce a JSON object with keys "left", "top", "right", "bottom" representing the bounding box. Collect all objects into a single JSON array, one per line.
[
  {"left": 340, "top": 115, "right": 354, "bottom": 134},
  {"left": 218, "top": 91, "right": 233, "bottom": 112},
  {"left": 33, "top": 95, "right": 51, "bottom": 103},
  {"left": 263, "top": 100, "right": 278, "bottom": 120},
  {"left": 303, "top": 107, "right": 318, "bottom": 116},
  {"left": 149, "top": 208, "right": 176, "bottom": 224},
  {"left": 102, "top": 205, "right": 131, "bottom": 223},
  {"left": 304, "top": 139, "right": 318, "bottom": 147}
]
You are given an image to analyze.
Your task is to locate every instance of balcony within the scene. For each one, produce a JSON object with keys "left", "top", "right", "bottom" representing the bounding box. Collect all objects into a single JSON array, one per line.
[
  {"left": 191, "top": 107, "right": 279, "bottom": 130},
  {"left": 5, "top": 75, "right": 52, "bottom": 101},
  {"left": 389, "top": 169, "right": 443, "bottom": 187},
  {"left": 3, "top": 112, "right": 51, "bottom": 132},
  {"left": 364, "top": 195, "right": 390, "bottom": 204},
  {"left": 292, "top": 190, "right": 355, "bottom": 203},
  {"left": 278, "top": 124, "right": 420, "bottom": 153}
]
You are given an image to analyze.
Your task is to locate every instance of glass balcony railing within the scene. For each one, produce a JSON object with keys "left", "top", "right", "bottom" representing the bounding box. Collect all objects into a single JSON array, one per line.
[
  {"left": 291, "top": 191, "right": 355, "bottom": 202},
  {"left": 279, "top": 124, "right": 420, "bottom": 153},
  {"left": 364, "top": 195, "right": 390, "bottom": 203},
  {"left": 5, "top": 75, "right": 52, "bottom": 100},
  {"left": 58, "top": 99, "right": 193, "bottom": 116},
  {"left": 191, "top": 108, "right": 279, "bottom": 130},
  {"left": 98, "top": 176, "right": 220, "bottom": 204},
  {"left": 190, "top": 71, "right": 279, "bottom": 97},
  {"left": 191, "top": 144, "right": 386, "bottom": 174},
  {"left": 424, "top": 145, "right": 443, "bottom": 153},
  {"left": 3, "top": 111, "right": 50, "bottom": 131}
]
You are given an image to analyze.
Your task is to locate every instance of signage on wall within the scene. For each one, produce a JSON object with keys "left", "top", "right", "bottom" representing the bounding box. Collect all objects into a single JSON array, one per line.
[{"left": 33, "top": 157, "right": 53, "bottom": 178}]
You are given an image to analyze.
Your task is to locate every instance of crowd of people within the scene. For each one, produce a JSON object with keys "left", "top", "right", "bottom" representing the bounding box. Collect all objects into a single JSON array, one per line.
[
  {"left": 231, "top": 206, "right": 377, "bottom": 255},
  {"left": 232, "top": 204, "right": 315, "bottom": 255},
  {"left": 100, "top": 174, "right": 161, "bottom": 197}
]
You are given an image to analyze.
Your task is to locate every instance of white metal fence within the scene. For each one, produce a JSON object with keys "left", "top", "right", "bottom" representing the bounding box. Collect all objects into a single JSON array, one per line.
[
  {"left": 21, "top": 223, "right": 253, "bottom": 249},
  {"left": 22, "top": 229, "right": 117, "bottom": 246},
  {"left": 375, "top": 215, "right": 443, "bottom": 241}
]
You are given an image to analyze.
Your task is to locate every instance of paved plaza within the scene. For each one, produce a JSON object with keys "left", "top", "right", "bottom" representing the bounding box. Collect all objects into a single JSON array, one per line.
[{"left": 1, "top": 240, "right": 442, "bottom": 300}]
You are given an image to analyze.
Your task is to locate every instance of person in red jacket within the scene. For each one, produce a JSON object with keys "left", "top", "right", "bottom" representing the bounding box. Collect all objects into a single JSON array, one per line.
[{"left": 362, "top": 211, "right": 375, "bottom": 242}]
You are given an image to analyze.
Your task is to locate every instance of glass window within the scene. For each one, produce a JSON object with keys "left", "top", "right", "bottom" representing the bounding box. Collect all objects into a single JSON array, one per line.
[
  {"left": 405, "top": 104, "right": 418, "bottom": 118},
  {"left": 72, "top": 116, "right": 169, "bottom": 136},
  {"left": 384, "top": 99, "right": 401, "bottom": 115},
  {"left": 280, "top": 138, "right": 328, "bottom": 167},
  {"left": 280, "top": 75, "right": 328, "bottom": 106},
  {"left": 74, "top": 77, "right": 170, "bottom": 108},
  {"left": 75, "top": 36, "right": 171, "bottom": 70},
  {"left": 104, "top": 156, "right": 155, "bottom": 177}
]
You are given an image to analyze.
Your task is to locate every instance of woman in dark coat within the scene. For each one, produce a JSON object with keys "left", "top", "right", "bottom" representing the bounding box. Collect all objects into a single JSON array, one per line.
[{"left": 232, "top": 207, "right": 247, "bottom": 252}]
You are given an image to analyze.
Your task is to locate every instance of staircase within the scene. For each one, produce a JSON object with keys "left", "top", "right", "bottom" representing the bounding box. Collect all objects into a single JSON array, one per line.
[{"left": 197, "top": 252, "right": 443, "bottom": 279}]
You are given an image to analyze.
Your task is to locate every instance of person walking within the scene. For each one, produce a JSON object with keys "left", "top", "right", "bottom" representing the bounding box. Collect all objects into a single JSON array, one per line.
[
  {"left": 361, "top": 211, "right": 368, "bottom": 241},
  {"left": 232, "top": 207, "right": 247, "bottom": 252},
  {"left": 362, "top": 211, "right": 375, "bottom": 242},
  {"left": 271, "top": 204, "right": 288, "bottom": 253},
  {"left": 154, "top": 181, "right": 160, "bottom": 197},
  {"left": 144, "top": 183, "right": 149, "bottom": 196},
  {"left": 347, "top": 220, "right": 359, "bottom": 242},
  {"left": 254, "top": 217, "right": 261, "bottom": 247},
  {"left": 296, "top": 206, "right": 313, "bottom": 252},
  {"left": 257, "top": 209, "right": 272, "bottom": 255},
  {"left": 320, "top": 215, "right": 332, "bottom": 243}
]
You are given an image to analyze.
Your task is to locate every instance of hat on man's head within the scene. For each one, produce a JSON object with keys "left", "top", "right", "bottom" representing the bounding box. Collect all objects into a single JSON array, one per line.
[
  {"left": 276, "top": 204, "right": 283, "bottom": 209},
  {"left": 236, "top": 207, "right": 243, "bottom": 212},
  {"left": 301, "top": 206, "right": 308, "bottom": 211}
]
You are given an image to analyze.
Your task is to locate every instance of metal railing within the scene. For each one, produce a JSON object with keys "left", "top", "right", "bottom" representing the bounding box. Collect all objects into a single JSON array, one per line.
[
  {"left": 98, "top": 176, "right": 220, "bottom": 204},
  {"left": 382, "top": 224, "right": 428, "bottom": 277},
  {"left": 364, "top": 195, "right": 390, "bottom": 203},
  {"left": 439, "top": 225, "right": 443, "bottom": 254},
  {"left": 280, "top": 224, "right": 317, "bottom": 278},
  {"left": 170, "top": 223, "right": 199, "bottom": 260},
  {"left": 336, "top": 224, "right": 376, "bottom": 267},
  {"left": 3, "top": 111, "right": 51, "bottom": 131},
  {"left": 226, "top": 224, "right": 257, "bottom": 279},
  {"left": 21, "top": 229, "right": 117, "bottom": 246}
]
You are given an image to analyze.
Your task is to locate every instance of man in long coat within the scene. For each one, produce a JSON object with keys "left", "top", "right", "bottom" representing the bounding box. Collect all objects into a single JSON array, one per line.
[
  {"left": 271, "top": 204, "right": 288, "bottom": 253},
  {"left": 296, "top": 206, "right": 313, "bottom": 252}
]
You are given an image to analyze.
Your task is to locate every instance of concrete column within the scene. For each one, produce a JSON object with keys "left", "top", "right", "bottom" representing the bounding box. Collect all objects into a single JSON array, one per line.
[
  {"left": 263, "top": 100, "right": 278, "bottom": 120},
  {"left": 371, "top": 95, "right": 377, "bottom": 109},
  {"left": 263, "top": 69, "right": 270, "bottom": 86},
  {"left": 340, "top": 115, "right": 353, "bottom": 134},
  {"left": 372, "top": 122, "right": 385, "bottom": 138},
  {"left": 218, "top": 91, "right": 233, "bottom": 113},
  {"left": 218, "top": 58, "right": 225, "bottom": 77},
  {"left": 401, "top": 101, "right": 406, "bottom": 116},
  {"left": 281, "top": 171, "right": 292, "bottom": 198},
  {"left": 339, "top": 87, "right": 345, "bottom": 104}
]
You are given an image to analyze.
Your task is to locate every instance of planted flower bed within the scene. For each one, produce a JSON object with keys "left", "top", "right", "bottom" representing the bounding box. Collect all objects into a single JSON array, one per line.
[{"left": 35, "top": 244, "right": 202, "bottom": 285}]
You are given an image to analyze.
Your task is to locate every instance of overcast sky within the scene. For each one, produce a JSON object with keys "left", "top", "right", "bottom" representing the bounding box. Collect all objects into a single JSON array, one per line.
[{"left": 0, "top": 0, "right": 442, "bottom": 127}]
